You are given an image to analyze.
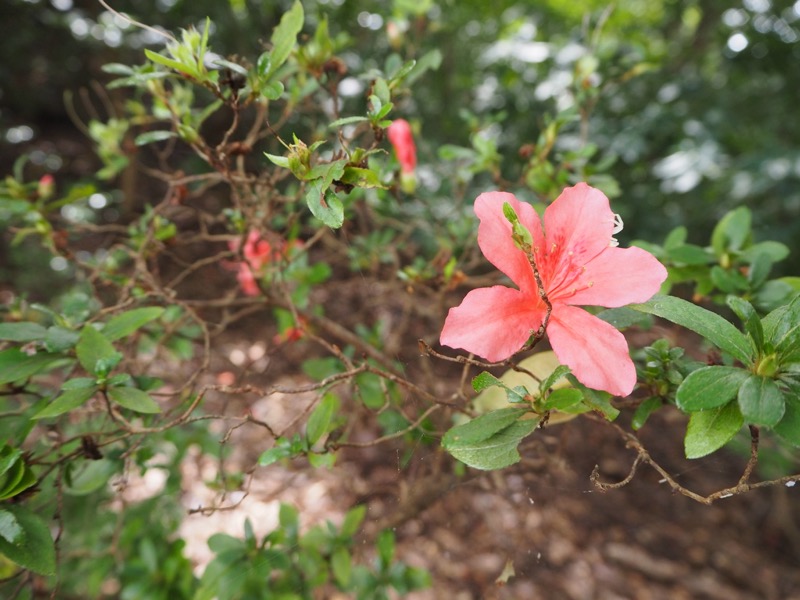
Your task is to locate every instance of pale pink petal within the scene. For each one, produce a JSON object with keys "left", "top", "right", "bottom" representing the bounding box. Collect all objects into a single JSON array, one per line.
[
  {"left": 547, "top": 304, "right": 637, "bottom": 396},
  {"left": 237, "top": 266, "right": 260, "bottom": 296},
  {"left": 562, "top": 246, "right": 667, "bottom": 307},
  {"left": 543, "top": 183, "right": 616, "bottom": 268},
  {"left": 475, "top": 192, "right": 541, "bottom": 292},
  {"left": 440, "top": 286, "right": 543, "bottom": 362}
]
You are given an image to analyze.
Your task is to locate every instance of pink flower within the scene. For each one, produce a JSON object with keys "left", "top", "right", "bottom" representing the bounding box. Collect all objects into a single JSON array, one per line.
[
  {"left": 440, "top": 183, "right": 667, "bottom": 397},
  {"left": 38, "top": 174, "right": 55, "bottom": 200},
  {"left": 387, "top": 119, "right": 416, "bottom": 174},
  {"left": 228, "top": 230, "right": 276, "bottom": 296}
]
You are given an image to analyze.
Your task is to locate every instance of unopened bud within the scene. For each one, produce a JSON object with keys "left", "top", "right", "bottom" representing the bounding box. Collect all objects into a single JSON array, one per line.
[{"left": 38, "top": 174, "right": 55, "bottom": 200}]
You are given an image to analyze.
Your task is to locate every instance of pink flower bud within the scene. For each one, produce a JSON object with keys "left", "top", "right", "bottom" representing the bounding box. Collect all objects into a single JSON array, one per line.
[
  {"left": 38, "top": 174, "right": 55, "bottom": 200},
  {"left": 387, "top": 119, "right": 417, "bottom": 174}
]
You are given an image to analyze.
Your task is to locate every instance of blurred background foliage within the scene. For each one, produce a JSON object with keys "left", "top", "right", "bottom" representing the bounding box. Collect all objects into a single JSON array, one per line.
[{"left": 2, "top": 0, "right": 799, "bottom": 267}]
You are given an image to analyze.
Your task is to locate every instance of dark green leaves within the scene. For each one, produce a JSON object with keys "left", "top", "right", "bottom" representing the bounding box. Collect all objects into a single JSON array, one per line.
[
  {"left": 304, "top": 159, "right": 346, "bottom": 228},
  {"left": 0, "top": 322, "right": 47, "bottom": 342},
  {"left": 262, "top": 1, "right": 304, "bottom": 81},
  {"left": 0, "top": 348, "right": 63, "bottom": 386},
  {"left": 107, "top": 386, "right": 161, "bottom": 414},
  {"left": 629, "top": 295, "right": 753, "bottom": 364},
  {"left": 676, "top": 366, "right": 749, "bottom": 412},
  {"left": 684, "top": 402, "right": 744, "bottom": 459},
  {"left": 306, "top": 393, "right": 338, "bottom": 446},
  {"left": 76, "top": 325, "right": 121, "bottom": 377},
  {"left": 33, "top": 387, "right": 97, "bottom": 419},
  {"left": 737, "top": 375, "right": 784, "bottom": 427},
  {"left": 0, "top": 505, "right": 56, "bottom": 575},
  {"left": 442, "top": 408, "right": 539, "bottom": 470}
]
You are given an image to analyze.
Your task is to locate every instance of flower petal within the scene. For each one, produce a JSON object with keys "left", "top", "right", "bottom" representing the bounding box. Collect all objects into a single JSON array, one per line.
[
  {"left": 475, "top": 192, "right": 541, "bottom": 292},
  {"left": 543, "top": 183, "right": 616, "bottom": 268},
  {"left": 547, "top": 304, "right": 637, "bottom": 396},
  {"left": 440, "top": 285, "right": 542, "bottom": 362},
  {"left": 565, "top": 246, "right": 667, "bottom": 307}
]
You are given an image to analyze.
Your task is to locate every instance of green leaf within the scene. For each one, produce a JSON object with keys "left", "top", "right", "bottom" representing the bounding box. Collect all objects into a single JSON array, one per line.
[
  {"left": 0, "top": 463, "right": 35, "bottom": 501},
  {"left": 0, "top": 510, "right": 22, "bottom": 544},
  {"left": 444, "top": 407, "right": 526, "bottom": 445},
  {"left": 0, "top": 348, "right": 64, "bottom": 385},
  {"left": 710, "top": 266, "right": 748, "bottom": 293},
  {"left": 666, "top": 244, "right": 711, "bottom": 265},
  {"left": 762, "top": 295, "right": 800, "bottom": 363},
  {"left": 578, "top": 384, "right": 619, "bottom": 420},
  {"left": 33, "top": 387, "right": 97, "bottom": 419},
  {"left": 726, "top": 296, "right": 763, "bottom": 353},
  {"left": 61, "top": 377, "right": 97, "bottom": 390},
  {"left": 261, "top": 80, "right": 284, "bottom": 100},
  {"left": 663, "top": 225, "right": 687, "bottom": 249},
  {"left": 134, "top": 130, "right": 176, "bottom": 146},
  {"left": 747, "top": 251, "right": 773, "bottom": 288},
  {"left": 264, "top": 0, "right": 304, "bottom": 80},
  {"left": 305, "top": 183, "right": 344, "bottom": 228},
  {"left": 340, "top": 505, "right": 366, "bottom": 537},
  {"left": 472, "top": 372, "right": 503, "bottom": 392},
  {"left": 103, "top": 307, "right": 164, "bottom": 341},
  {"left": 258, "top": 445, "right": 291, "bottom": 467},
  {"left": 44, "top": 326, "right": 79, "bottom": 352},
  {"left": 684, "top": 402, "right": 744, "bottom": 459},
  {"left": 0, "top": 460, "right": 25, "bottom": 500},
  {"left": 631, "top": 396, "right": 662, "bottom": 430},
  {"left": 442, "top": 409, "right": 539, "bottom": 470},
  {"left": 0, "top": 446, "right": 22, "bottom": 479},
  {"left": 741, "top": 241, "right": 790, "bottom": 263},
  {"left": 596, "top": 307, "right": 652, "bottom": 329},
  {"left": 65, "top": 458, "right": 119, "bottom": 495},
  {"left": 539, "top": 365, "right": 572, "bottom": 394},
  {"left": 629, "top": 295, "right": 753, "bottom": 364},
  {"left": 377, "top": 530, "right": 395, "bottom": 568},
  {"left": 675, "top": 366, "right": 749, "bottom": 412},
  {"left": 107, "top": 386, "right": 161, "bottom": 413},
  {"left": 737, "top": 375, "right": 785, "bottom": 427},
  {"left": 329, "top": 116, "right": 369, "bottom": 128},
  {"left": 264, "top": 152, "right": 290, "bottom": 168},
  {"left": 0, "top": 505, "right": 56, "bottom": 575},
  {"left": 711, "top": 206, "right": 751, "bottom": 255},
  {"left": 207, "top": 533, "right": 244, "bottom": 554},
  {"left": 144, "top": 48, "right": 189, "bottom": 74},
  {"left": 306, "top": 393, "right": 337, "bottom": 446},
  {"left": 212, "top": 58, "right": 248, "bottom": 76},
  {"left": 331, "top": 547, "right": 351, "bottom": 587},
  {"left": 774, "top": 394, "right": 800, "bottom": 446},
  {"left": 405, "top": 48, "right": 443, "bottom": 85},
  {"left": 0, "top": 322, "right": 47, "bottom": 342},
  {"left": 76, "top": 325, "right": 119, "bottom": 376},
  {"left": 279, "top": 503, "right": 299, "bottom": 530},
  {"left": 541, "top": 388, "right": 583, "bottom": 411},
  {"left": 340, "top": 166, "right": 387, "bottom": 189}
]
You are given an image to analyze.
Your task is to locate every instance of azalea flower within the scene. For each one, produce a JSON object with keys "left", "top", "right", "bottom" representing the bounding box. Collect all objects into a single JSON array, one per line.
[
  {"left": 386, "top": 119, "right": 416, "bottom": 174},
  {"left": 440, "top": 183, "right": 667, "bottom": 397},
  {"left": 228, "top": 230, "right": 301, "bottom": 297}
]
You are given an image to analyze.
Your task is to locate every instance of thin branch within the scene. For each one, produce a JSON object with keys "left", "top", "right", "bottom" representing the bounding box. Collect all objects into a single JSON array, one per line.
[{"left": 97, "top": 0, "right": 177, "bottom": 44}]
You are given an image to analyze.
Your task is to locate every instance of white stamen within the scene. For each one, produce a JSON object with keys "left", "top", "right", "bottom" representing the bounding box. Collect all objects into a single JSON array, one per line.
[
  {"left": 608, "top": 213, "right": 624, "bottom": 247},
  {"left": 611, "top": 213, "right": 624, "bottom": 234}
]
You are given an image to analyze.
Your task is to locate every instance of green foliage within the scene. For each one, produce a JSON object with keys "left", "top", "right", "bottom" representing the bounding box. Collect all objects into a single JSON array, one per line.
[
  {"left": 442, "top": 408, "right": 540, "bottom": 470},
  {"left": 196, "top": 505, "right": 428, "bottom": 600},
  {"left": 2, "top": 0, "right": 800, "bottom": 594}
]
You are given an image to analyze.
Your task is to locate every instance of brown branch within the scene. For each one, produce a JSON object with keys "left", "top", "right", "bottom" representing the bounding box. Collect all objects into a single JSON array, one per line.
[{"left": 590, "top": 416, "right": 800, "bottom": 505}]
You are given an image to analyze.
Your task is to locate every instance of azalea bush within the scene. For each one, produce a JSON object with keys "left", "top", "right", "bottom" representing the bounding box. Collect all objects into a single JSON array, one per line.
[{"left": 1, "top": 1, "right": 800, "bottom": 597}]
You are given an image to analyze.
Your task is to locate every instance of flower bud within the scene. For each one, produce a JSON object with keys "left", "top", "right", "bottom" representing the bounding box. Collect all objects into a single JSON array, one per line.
[
  {"left": 38, "top": 174, "right": 55, "bottom": 200},
  {"left": 387, "top": 118, "right": 417, "bottom": 176}
]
